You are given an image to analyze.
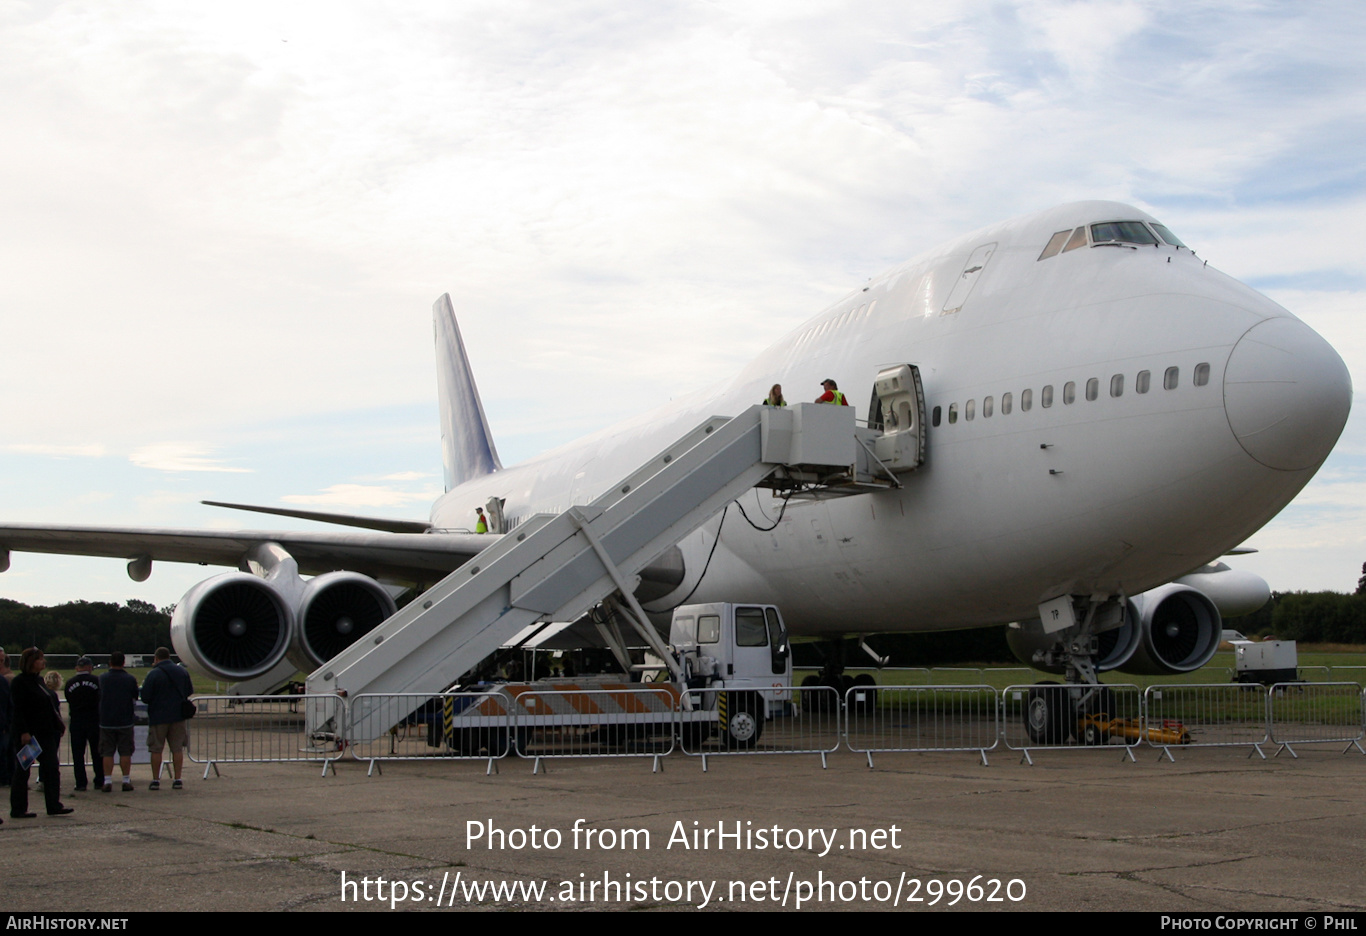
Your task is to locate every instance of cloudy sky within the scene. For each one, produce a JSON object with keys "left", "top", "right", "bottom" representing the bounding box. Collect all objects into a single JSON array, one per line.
[{"left": 1, "top": 0, "right": 1364, "bottom": 608}]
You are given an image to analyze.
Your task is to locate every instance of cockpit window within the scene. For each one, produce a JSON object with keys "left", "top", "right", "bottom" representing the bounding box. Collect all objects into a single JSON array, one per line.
[
  {"left": 1062, "top": 227, "right": 1088, "bottom": 253},
  {"left": 1038, "top": 230, "right": 1071, "bottom": 261},
  {"left": 1090, "top": 221, "right": 1159, "bottom": 246},
  {"left": 1150, "top": 223, "right": 1187, "bottom": 248}
]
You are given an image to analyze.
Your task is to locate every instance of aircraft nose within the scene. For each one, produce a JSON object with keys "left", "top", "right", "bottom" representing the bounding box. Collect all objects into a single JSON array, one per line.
[{"left": 1224, "top": 317, "right": 1352, "bottom": 471}]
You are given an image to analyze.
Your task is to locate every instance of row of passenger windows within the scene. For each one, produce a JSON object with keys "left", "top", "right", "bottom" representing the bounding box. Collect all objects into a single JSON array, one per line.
[{"left": 931, "top": 363, "right": 1210, "bottom": 426}]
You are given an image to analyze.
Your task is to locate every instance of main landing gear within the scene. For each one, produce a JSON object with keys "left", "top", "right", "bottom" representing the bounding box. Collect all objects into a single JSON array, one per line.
[
  {"left": 1024, "top": 596, "right": 1123, "bottom": 745},
  {"left": 1025, "top": 683, "right": 1116, "bottom": 745}
]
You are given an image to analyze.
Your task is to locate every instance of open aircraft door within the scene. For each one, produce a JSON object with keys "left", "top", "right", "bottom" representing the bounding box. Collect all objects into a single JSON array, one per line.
[{"left": 871, "top": 364, "right": 926, "bottom": 472}]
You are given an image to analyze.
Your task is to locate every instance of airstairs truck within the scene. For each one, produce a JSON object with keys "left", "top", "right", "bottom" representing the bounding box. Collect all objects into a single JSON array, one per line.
[{"left": 432, "top": 602, "right": 792, "bottom": 755}]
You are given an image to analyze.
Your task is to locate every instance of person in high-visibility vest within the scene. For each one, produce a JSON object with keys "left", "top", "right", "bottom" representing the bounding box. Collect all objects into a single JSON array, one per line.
[
  {"left": 764, "top": 383, "right": 787, "bottom": 406},
  {"left": 815, "top": 378, "right": 848, "bottom": 406},
  {"left": 474, "top": 507, "right": 488, "bottom": 534}
]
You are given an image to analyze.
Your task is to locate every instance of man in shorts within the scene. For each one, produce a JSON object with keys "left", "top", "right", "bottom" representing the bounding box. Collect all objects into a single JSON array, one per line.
[
  {"left": 140, "top": 648, "right": 194, "bottom": 790},
  {"left": 98, "top": 652, "right": 139, "bottom": 792}
]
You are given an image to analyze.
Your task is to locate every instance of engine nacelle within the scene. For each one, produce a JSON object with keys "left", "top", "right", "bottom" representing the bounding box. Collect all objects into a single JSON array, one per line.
[
  {"left": 290, "top": 572, "right": 397, "bottom": 670},
  {"left": 1116, "top": 584, "right": 1223, "bottom": 675},
  {"left": 1171, "top": 562, "right": 1271, "bottom": 619},
  {"left": 171, "top": 572, "right": 295, "bottom": 681}
]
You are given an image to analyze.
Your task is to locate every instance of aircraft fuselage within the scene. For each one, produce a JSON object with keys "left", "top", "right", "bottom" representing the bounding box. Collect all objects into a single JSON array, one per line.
[{"left": 430, "top": 201, "right": 1351, "bottom": 637}]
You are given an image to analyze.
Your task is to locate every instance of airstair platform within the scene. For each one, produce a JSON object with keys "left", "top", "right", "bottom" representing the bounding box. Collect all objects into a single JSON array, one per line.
[{"left": 307, "top": 403, "right": 886, "bottom": 740}]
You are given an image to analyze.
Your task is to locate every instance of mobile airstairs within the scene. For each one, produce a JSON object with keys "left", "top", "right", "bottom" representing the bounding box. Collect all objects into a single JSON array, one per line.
[{"left": 306, "top": 403, "right": 903, "bottom": 742}]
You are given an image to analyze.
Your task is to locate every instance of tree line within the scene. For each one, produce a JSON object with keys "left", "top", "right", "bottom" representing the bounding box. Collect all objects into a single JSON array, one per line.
[
  {"left": 0, "top": 598, "right": 174, "bottom": 657},
  {"left": 1227, "top": 590, "right": 1366, "bottom": 644}
]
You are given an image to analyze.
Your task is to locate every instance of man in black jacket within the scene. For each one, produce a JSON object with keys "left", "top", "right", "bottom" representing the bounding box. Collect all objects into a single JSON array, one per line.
[
  {"left": 64, "top": 657, "right": 104, "bottom": 792},
  {"left": 10, "top": 648, "right": 72, "bottom": 818},
  {"left": 140, "top": 648, "right": 194, "bottom": 791}
]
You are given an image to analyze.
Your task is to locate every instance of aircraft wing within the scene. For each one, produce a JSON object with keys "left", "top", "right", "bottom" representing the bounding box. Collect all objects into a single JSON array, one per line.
[{"left": 0, "top": 523, "right": 494, "bottom": 583}]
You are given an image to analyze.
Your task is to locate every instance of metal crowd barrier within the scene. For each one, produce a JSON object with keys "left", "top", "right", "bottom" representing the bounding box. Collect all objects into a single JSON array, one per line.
[
  {"left": 1001, "top": 683, "right": 1144, "bottom": 764},
  {"left": 844, "top": 685, "right": 998, "bottom": 766},
  {"left": 1330, "top": 666, "right": 1366, "bottom": 685},
  {"left": 1143, "top": 684, "right": 1269, "bottom": 760},
  {"left": 680, "top": 685, "right": 840, "bottom": 770},
  {"left": 1298, "top": 665, "right": 1332, "bottom": 682},
  {"left": 346, "top": 691, "right": 514, "bottom": 776},
  {"left": 511, "top": 686, "right": 679, "bottom": 774},
  {"left": 188, "top": 694, "right": 345, "bottom": 778},
  {"left": 1267, "top": 682, "right": 1366, "bottom": 758}
]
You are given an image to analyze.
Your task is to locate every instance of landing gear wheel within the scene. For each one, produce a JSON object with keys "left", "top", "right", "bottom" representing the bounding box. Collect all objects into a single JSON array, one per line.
[
  {"left": 1025, "top": 682, "right": 1072, "bottom": 744},
  {"left": 803, "top": 674, "right": 836, "bottom": 713},
  {"left": 850, "top": 673, "right": 877, "bottom": 712}
]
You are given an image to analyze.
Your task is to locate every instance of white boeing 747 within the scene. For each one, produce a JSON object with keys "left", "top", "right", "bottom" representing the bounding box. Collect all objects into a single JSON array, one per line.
[{"left": 0, "top": 201, "right": 1351, "bottom": 717}]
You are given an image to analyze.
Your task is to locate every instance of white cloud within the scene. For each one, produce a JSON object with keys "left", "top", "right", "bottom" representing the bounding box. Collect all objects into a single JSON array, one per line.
[{"left": 128, "top": 444, "right": 252, "bottom": 473}]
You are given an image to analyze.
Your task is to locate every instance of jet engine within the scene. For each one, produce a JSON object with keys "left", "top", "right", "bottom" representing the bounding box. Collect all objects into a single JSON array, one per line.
[
  {"left": 1114, "top": 584, "right": 1223, "bottom": 675},
  {"left": 171, "top": 572, "right": 295, "bottom": 681},
  {"left": 1006, "top": 590, "right": 1219, "bottom": 677},
  {"left": 1008, "top": 565, "right": 1268, "bottom": 677},
  {"left": 290, "top": 572, "right": 397, "bottom": 670}
]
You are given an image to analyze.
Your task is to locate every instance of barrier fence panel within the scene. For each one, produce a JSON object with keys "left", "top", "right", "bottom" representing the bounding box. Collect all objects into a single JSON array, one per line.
[
  {"left": 188, "top": 695, "right": 345, "bottom": 778},
  {"left": 1298, "top": 665, "right": 1332, "bottom": 683},
  {"left": 679, "top": 686, "right": 841, "bottom": 770},
  {"left": 346, "top": 691, "right": 514, "bottom": 775},
  {"left": 1330, "top": 666, "right": 1366, "bottom": 686},
  {"left": 511, "top": 687, "right": 679, "bottom": 773},
  {"left": 1001, "top": 683, "right": 1144, "bottom": 764},
  {"left": 1143, "top": 684, "right": 1269, "bottom": 760},
  {"left": 843, "top": 685, "right": 998, "bottom": 766},
  {"left": 1267, "top": 682, "right": 1366, "bottom": 757}
]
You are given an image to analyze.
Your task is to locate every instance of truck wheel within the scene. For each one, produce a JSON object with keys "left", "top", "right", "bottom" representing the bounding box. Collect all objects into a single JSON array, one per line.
[
  {"left": 1080, "top": 720, "right": 1109, "bottom": 746},
  {"left": 1025, "top": 682, "right": 1071, "bottom": 744},
  {"left": 1077, "top": 686, "right": 1115, "bottom": 745},
  {"left": 723, "top": 697, "right": 763, "bottom": 749}
]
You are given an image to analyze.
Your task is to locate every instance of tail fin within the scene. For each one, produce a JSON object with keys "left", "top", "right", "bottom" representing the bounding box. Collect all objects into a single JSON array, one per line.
[{"left": 433, "top": 294, "right": 502, "bottom": 491}]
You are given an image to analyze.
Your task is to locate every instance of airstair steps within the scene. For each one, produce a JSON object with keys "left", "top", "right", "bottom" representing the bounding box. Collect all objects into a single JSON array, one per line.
[{"left": 307, "top": 403, "right": 868, "bottom": 740}]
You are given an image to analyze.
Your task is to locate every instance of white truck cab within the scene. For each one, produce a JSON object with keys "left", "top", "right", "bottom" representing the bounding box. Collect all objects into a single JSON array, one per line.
[{"left": 669, "top": 603, "right": 793, "bottom": 746}]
